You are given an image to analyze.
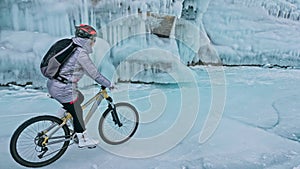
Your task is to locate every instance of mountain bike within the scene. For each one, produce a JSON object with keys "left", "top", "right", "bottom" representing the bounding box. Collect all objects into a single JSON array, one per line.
[{"left": 10, "top": 86, "right": 139, "bottom": 168}]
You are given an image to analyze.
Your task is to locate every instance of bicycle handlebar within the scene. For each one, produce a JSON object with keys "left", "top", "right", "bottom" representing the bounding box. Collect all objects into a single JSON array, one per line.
[{"left": 99, "top": 86, "right": 113, "bottom": 102}]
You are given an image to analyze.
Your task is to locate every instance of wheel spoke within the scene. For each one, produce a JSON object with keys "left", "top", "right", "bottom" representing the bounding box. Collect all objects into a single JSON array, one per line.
[
  {"left": 10, "top": 116, "right": 70, "bottom": 167},
  {"left": 99, "top": 103, "right": 139, "bottom": 145}
]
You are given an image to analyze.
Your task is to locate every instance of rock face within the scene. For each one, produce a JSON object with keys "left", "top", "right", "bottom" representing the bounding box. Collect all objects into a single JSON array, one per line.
[{"left": 149, "top": 13, "right": 176, "bottom": 38}]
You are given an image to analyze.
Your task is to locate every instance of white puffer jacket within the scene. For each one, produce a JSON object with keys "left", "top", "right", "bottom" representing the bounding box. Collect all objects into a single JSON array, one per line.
[{"left": 47, "top": 37, "right": 111, "bottom": 103}]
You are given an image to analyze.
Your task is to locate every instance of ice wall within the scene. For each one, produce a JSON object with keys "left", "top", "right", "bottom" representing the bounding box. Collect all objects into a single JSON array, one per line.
[
  {"left": 116, "top": 49, "right": 182, "bottom": 84},
  {"left": 0, "top": 31, "right": 56, "bottom": 87},
  {"left": 0, "top": 29, "right": 114, "bottom": 87},
  {"left": 0, "top": 0, "right": 196, "bottom": 86},
  {"left": 0, "top": 0, "right": 219, "bottom": 85},
  {"left": 98, "top": 10, "right": 218, "bottom": 83},
  {"left": 109, "top": 33, "right": 183, "bottom": 83},
  {"left": 0, "top": 0, "right": 183, "bottom": 37},
  {"left": 203, "top": 0, "right": 300, "bottom": 67},
  {"left": 1, "top": 0, "right": 300, "bottom": 86},
  {"left": 175, "top": 18, "right": 219, "bottom": 65},
  {"left": 1, "top": 0, "right": 76, "bottom": 36}
]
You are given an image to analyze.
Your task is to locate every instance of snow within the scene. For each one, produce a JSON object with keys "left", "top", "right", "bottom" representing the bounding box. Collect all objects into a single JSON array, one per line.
[{"left": 1, "top": 67, "right": 300, "bottom": 168}]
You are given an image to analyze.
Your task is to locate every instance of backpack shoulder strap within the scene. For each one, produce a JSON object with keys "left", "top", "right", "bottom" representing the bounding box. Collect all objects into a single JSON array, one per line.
[{"left": 52, "top": 41, "right": 80, "bottom": 83}]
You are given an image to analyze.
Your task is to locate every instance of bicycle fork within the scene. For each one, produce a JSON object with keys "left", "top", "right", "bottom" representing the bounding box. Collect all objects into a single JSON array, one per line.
[
  {"left": 101, "top": 88, "right": 123, "bottom": 127},
  {"left": 109, "top": 103, "right": 123, "bottom": 127}
]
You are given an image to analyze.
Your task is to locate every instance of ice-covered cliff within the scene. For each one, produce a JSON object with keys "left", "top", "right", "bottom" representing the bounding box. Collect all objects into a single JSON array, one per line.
[
  {"left": 203, "top": 0, "right": 300, "bottom": 67},
  {"left": 0, "top": 0, "right": 299, "bottom": 86}
]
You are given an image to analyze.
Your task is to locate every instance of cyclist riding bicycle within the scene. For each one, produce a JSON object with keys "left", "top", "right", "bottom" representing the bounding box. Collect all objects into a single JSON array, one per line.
[{"left": 47, "top": 24, "right": 114, "bottom": 148}]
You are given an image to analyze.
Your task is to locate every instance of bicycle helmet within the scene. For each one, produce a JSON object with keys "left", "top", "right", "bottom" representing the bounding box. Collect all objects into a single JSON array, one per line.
[{"left": 75, "top": 24, "right": 97, "bottom": 39}]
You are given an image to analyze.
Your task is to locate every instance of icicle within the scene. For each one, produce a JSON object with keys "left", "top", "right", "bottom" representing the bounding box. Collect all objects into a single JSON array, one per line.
[
  {"left": 11, "top": 4, "right": 19, "bottom": 31},
  {"left": 83, "top": 0, "right": 89, "bottom": 24}
]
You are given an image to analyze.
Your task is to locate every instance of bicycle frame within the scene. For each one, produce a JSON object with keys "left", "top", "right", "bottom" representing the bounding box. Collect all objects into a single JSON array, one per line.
[
  {"left": 10, "top": 87, "right": 138, "bottom": 167},
  {"left": 60, "top": 88, "right": 113, "bottom": 124},
  {"left": 83, "top": 88, "right": 112, "bottom": 124},
  {"left": 41, "top": 88, "right": 120, "bottom": 146}
]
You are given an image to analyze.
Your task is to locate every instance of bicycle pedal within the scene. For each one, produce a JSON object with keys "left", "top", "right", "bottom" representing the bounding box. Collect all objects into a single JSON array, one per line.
[
  {"left": 72, "top": 135, "right": 79, "bottom": 144},
  {"left": 78, "top": 145, "right": 96, "bottom": 149},
  {"left": 88, "top": 145, "right": 96, "bottom": 149}
]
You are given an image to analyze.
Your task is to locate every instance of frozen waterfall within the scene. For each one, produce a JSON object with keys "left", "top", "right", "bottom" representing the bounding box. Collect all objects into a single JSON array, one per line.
[
  {"left": 1, "top": 0, "right": 300, "bottom": 87},
  {"left": 0, "top": 0, "right": 219, "bottom": 86}
]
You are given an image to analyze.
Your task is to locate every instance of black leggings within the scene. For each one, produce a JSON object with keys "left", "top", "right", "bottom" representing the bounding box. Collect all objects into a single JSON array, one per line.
[{"left": 62, "top": 91, "right": 85, "bottom": 133}]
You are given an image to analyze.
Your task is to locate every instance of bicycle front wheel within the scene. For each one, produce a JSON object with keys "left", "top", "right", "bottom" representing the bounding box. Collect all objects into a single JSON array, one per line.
[
  {"left": 10, "top": 115, "right": 70, "bottom": 168},
  {"left": 99, "top": 102, "right": 139, "bottom": 145}
]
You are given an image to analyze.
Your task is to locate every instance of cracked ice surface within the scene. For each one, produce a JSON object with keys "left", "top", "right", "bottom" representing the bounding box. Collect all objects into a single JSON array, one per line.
[{"left": 1, "top": 67, "right": 300, "bottom": 169}]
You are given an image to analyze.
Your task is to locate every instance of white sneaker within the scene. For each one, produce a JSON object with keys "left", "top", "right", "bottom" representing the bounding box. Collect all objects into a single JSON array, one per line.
[
  {"left": 56, "top": 107, "right": 67, "bottom": 118},
  {"left": 76, "top": 131, "right": 99, "bottom": 149}
]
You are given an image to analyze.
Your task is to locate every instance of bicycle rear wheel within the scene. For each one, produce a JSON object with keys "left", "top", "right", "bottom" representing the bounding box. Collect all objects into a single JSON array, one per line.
[
  {"left": 10, "top": 115, "right": 70, "bottom": 168},
  {"left": 99, "top": 102, "right": 139, "bottom": 145}
]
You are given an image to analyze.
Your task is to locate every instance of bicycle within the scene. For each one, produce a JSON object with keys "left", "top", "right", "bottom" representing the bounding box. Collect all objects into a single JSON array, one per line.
[{"left": 10, "top": 86, "right": 139, "bottom": 168}]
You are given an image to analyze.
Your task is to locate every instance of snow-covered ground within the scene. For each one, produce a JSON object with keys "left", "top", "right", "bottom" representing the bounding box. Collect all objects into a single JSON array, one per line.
[{"left": 1, "top": 66, "right": 300, "bottom": 169}]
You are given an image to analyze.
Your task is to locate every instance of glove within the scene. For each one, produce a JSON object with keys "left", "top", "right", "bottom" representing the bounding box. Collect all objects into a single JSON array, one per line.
[
  {"left": 109, "top": 83, "right": 116, "bottom": 90},
  {"left": 101, "top": 83, "right": 116, "bottom": 90}
]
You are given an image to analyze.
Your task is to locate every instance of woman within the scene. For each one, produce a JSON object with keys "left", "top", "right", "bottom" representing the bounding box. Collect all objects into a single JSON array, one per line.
[{"left": 47, "top": 24, "right": 114, "bottom": 148}]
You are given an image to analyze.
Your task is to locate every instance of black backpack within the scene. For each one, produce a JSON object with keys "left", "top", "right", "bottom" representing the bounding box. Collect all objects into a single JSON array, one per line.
[{"left": 40, "top": 39, "right": 78, "bottom": 80}]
